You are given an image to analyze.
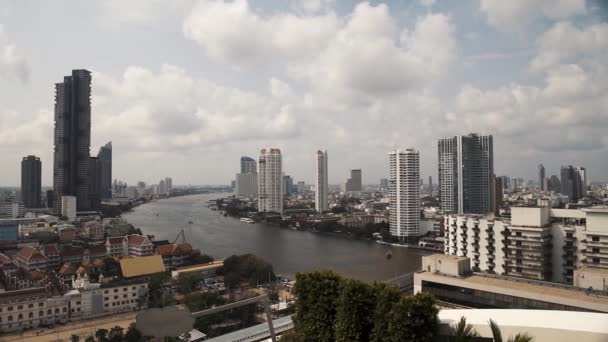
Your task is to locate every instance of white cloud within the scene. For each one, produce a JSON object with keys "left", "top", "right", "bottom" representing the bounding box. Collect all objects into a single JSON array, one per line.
[
  {"left": 530, "top": 21, "right": 608, "bottom": 72},
  {"left": 0, "top": 24, "right": 29, "bottom": 83},
  {"left": 97, "top": 0, "right": 191, "bottom": 27},
  {"left": 92, "top": 64, "right": 300, "bottom": 152},
  {"left": 183, "top": 0, "right": 339, "bottom": 66},
  {"left": 479, "top": 0, "right": 586, "bottom": 32},
  {"left": 291, "top": 0, "right": 335, "bottom": 14}
]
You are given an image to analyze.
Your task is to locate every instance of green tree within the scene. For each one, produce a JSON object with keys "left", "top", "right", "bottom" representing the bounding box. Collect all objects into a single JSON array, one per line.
[
  {"left": 70, "top": 334, "right": 80, "bottom": 342},
  {"left": 84, "top": 336, "right": 95, "bottom": 342},
  {"left": 293, "top": 270, "right": 342, "bottom": 342},
  {"left": 219, "top": 254, "right": 275, "bottom": 288},
  {"left": 177, "top": 273, "right": 197, "bottom": 294},
  {"left": 448, "top": 316, "right": 479, "bottom": 342},
  {"left": 125, "top": 323, "right": 143, "bottom": 342},
  {"left": 489, "top": 319, "right": 534, "bottom": 342},
  {"left": 95, "top": 328, "right": 109, "bottom": 342},
  {"left": 370, "top": 283, "right": 401, "bottom": 342},
  {"left": 280, "top": 331, "right": 305, "bottom": 342},
  {"left": 108, "top": 326, "right": 124, "bottom": 342},
  {"left": 335, "top": 279, "right": 376, "bottom": 341},
  {"left": 386, "top": 293, "right": 438, "bottom": 342}
]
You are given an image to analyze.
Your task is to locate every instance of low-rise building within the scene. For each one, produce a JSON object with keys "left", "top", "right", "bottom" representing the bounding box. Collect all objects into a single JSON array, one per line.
[
  {"left": 157, "top": 243, "right": 194, "bottom": 269},
  {"left": 119, "top": 255, "right": 166, "bottom": 279},
  {"left": 414, "top": 254, "right": 608, "bottom": 313},
  {"left": 14, "top": 245, "right": 47, "bottom": 271},
  {"left": 105, "top": 235, "right": 154, "bottom": 258},
  {"left": 0, "top": 288, "right": 69, "bottom": 332},
  {"left": 83, "top": 221, "right": 105, "bottom": 240},
  {"left": 41, "top": 244, "right": 61, "bottom": 269}
]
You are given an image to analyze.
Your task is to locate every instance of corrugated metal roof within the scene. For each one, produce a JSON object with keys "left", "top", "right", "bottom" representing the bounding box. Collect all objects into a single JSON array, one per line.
[{"left": 120, "top": 255, "right": 165, "bottom": 278}]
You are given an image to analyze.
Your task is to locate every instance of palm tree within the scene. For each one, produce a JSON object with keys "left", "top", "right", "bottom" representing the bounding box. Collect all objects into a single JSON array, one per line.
[
  {"left": 489, "top": 319, "right": 534, "bottom": 342},
  {"left": 449, "top": 316, "right": 479, "bottom": 342}
]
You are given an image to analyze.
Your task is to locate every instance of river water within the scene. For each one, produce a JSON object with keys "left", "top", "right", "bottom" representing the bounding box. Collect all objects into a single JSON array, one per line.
[{"left": 122, "top": 194, "right": 430, "bottom": 281}]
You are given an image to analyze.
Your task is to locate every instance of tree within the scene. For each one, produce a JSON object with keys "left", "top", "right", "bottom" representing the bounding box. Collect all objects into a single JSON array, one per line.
[
  {"left": 370, "top": 283, "right": 401, "bottom": 342},
  {"left": 280, "top": 331, "right": 305, "bottom": 342},
  {"left": 489, "top": 319, "right": 534, "bottom": 342},
  {"left": 448, "top": 316, "right": 479, "bottom": 342},
  {"left": 335, "top": 279, "right": 376, "bottom": 341},
  {"left": 177, "top": 273, "right": 197, "bottom": 294},
  {"left": 293, "top": 270, "right": 342, "bottom": 342},
  {"left": 108, "top": 326, "right": 124, "bottom": 342},
  {"left": 219, "top": 254, "right": 275, "bottom": 288},
  {"left": 95, "top": 328, "right": 109, "bottom": 342},
  {"left": 386, "top": 293, "right": 438, "bottom": 342},
  {"left": 70, "top": 334, "right": 80, "bottom": 342},
  {"left": 125, "top": 323, "right": 143, "bottom": 342},
  {"left": 84, "top": 337, "right": 95, "bottom": 342}
]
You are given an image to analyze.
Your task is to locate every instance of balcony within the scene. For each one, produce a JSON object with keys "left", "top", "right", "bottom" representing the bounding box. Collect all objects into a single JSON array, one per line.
[
  {"left": 562, "top": 244, "right": 576, "bottom": 251},
  {"left": 486, "top": 246, "right": 496, "bottom": 252},
  {"left": 486, "top": 237, "right": 495, "bottom": 243}
]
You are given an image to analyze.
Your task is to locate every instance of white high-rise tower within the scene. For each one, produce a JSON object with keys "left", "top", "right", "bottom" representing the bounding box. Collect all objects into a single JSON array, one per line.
[
  {"left": 258, "top": 148, "right": 283, "bottom": 214},
  {"left": 315, "top": 150, "right": 328, "bottom": 213},
  {"left": 389, "top": 149, "right": 420, "bottom": 242}
]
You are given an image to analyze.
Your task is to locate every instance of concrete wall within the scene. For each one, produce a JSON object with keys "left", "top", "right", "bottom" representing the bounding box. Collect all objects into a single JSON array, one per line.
[
  {"left": 574, "top": 267, "right": 608, "bottom": 291},
  {"left": 422, "top": 254, "right": 469, "bottom": 277},
  {"left": 586, "top": 211, "right": 608, "bottom": 233},
  {"left": 511, "top": 207, "right": 549, "bottom": 227}
]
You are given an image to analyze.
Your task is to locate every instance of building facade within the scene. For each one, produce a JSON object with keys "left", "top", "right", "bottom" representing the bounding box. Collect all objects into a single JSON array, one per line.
[
  {"left": 345, "top": 169, "right": 362, "bottom": 193},
  {"left": 315, "top": 150, "right": 328, "bottom": 213},
  {"left": 21, "top": 155, "right": 42, "bottom": 208},
  {"left": 438, "top": 134, "right": 494, "bottom": 214},
  {"left": 444, "top": 206, "right": 608, "bottom": 284},
  {"left": 389, "top": 149, "right": 420, "bottom": 240},
  {"left": 97, "top": 142, "right": 112, "bottom": 200},
  {"left": 53, "top": 69, "right": 93, "bottom": 213},
  {"left": 560, "top": 165, "right": 586, "bottom": 202},
  {"left": 258, "top": 148, "right": 283, "bottom": 214},
  {"left": 538, "top": 164, "right": 545, "bottom": 191}
]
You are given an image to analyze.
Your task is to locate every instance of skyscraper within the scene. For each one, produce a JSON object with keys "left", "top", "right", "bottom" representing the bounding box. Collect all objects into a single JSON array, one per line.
[
  {"left": 379, "top": 178, "right": 388, "bottom": 191},
  {"left": 236, "top": 156, "right": 258, "bottom": 198},
  {"left": 315, "top": 150, "right": 328, "bottom": 213},
  {"left": 345, "top": 169, "right": 362, "bottom": 192},
  {"left": 165, "top": 177, "right": 173, "bottom": 193},
  {"left": 241, "top": 156, "right": 257, "bottom": 173},
  {"left": 88, "top": 156, "right": 100, "bottom": 210},
  {"left": 53, "top": 69, "right": 92, "bottom": 213},
  {"left": 283, "top": 174, "right": 293, "bottom": 196},
  {"left": 258, "top": 148, "right": 283, "bottom": 214},
  {"left": 538, "top": 164, "right": 545, "bottom": 191},
  {"left": 560, "top": 166, "right": 586, "bottom": 202},
  {"left": 428, "top": 176, "right": 433, "bottom": 196},
  {"left": 97, "top": 142, "right": 112, "bottom": 199},
  {"left": 21, "top": 155, "right": 41, "bottom": 208},
  {"left": 389, "top": 149, "right": 420, "bottom": 241},
  {"left": 438, "top": 133, "right": 494, "bottom": 214}
]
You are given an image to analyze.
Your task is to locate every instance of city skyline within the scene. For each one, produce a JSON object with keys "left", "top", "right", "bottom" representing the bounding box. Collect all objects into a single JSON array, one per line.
[{"left": 1, "top": 1, "right": 608, "bottom": 186}]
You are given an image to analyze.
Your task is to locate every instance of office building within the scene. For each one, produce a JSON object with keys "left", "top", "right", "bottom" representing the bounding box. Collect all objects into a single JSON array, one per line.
[
  {"left": 21, "top": 155, "right": 41, "bottom": 208},
  {"left": 547, "top": 175, "right": 561, "bottom": 193},
  {"left": 283, "top": 175, "right": 293, "bottom": 196},
  {"left": 297, "top": 181, "right": 305, "bottom": 194},
  {"left": 61, "top": 196, "right": 77, "bottom": 222},
  {"left": 258, "top": 148, "right": 283, "bottom": 214},
  {"left": 159, "top": 179, "right": 167, "bottom": 195},
  {"left": 53, "top": 69, "right": 92, "bottom": 213},
  {"left": 236, "top": 173, "right": 258, "bottom": 198},
  {"left": 315, "top": 150, "right": 328, "bottom": 213},
  {"left": 492, "top": 174, "right": 503, "bottom": 216},
  {"left": 0, "top": 202, "right": 24, "bottom": 219},
  {"left": 444, "top": 206, "right": 608, "bottom": 283},
  {"left": 389, "top": 149, "right": 420, "bottom": 240},
  {"left": 96, "top": 142, "right": 112, "bottom": 199},
  {"left": 561, "top": 166, "right": 586, "bottom": 202},
  {"left": 165, "top": 177, "right": 173, "bottom": 194},
  {"left": 236, "top": 156, "right": 258, "bottom": 198},
  {"left": 379, "top": 178, "right": 388, "bottom": 191},
  {"left": 538, "top": 164, "right": 545, "bottom": 191},
  {"left": 438, "top": 133, "right": 494, "bottom": 214},
  {"left": 241, "top": 156, "right": 256, "bottom": 174},
  {"left": 414, "top": 254, "right": 608, "bottom": 313},
  {"left": 429, "top": 176, "right": 433, "bottom": 196},
  {"left": 344, "top": 169, "right": 362, "bottom": 193},
  {"left": 88, "top": 156, "right": 100, "bottom": 210}
]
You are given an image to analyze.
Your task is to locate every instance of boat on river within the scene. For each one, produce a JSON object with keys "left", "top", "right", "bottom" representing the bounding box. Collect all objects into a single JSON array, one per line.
[{"left": 240, "top": 218, "right": 255, "bottom": 224}]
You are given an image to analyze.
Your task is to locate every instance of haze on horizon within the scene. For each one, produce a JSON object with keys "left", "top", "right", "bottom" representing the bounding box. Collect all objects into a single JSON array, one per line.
[{"left": 1, "top": 0, "right": 607, "bottom": 186}]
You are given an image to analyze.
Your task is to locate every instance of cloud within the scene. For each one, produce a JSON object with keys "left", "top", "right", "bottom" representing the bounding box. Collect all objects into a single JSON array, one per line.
[
  {"left": 92, "top": 64, "right": 300, "bottom": 152},
  {"left": 0, "top": 24, "right": 29, "bottom": 83},
  {"left": 530, "top": 21, "right": 608, "bottom": 72},
  {"left": 479, "top": 0, "right": 586, "bottom": 32},
  {"left": 97, "top": 0, "right": 191, "bottom": 27}
]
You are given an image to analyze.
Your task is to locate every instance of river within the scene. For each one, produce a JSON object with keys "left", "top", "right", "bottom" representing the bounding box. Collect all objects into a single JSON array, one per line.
[{"left": 122, "top": 194, "right": 431, "bottom": 281}]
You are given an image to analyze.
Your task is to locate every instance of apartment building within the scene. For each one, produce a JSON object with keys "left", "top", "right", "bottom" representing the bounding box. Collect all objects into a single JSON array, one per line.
[
  {"left": 444, "top": 206, "right": 608, "bottom": 284},
  {"left": 105, "top": 234, "right": 154, "bottom": 258},
  {"left": 14, "top": 245, "right": 48, "bottom": 271}
]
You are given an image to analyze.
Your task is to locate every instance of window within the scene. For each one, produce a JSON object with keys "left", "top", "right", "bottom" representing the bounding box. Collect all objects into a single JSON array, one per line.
[
  {"left": 63, "top": 307, "right": 67, "bottom": 312},
  {"left": 17, "top": 305, "right": 22, "bottom": 310},
  {"left": 8, "top": 306, "right": 13, "bottom": 311},
  {"left": 593, "top": 248, "right": 600, "bottom": 253},
  {"left": 55, "top": 308, "right": 59, "bottom": 314},
  {"left": 38, "top": 303, "right": 44, "bottom": 307},
  {"left": 592, "top": 236, "right": 600, "bottom": 242},
  {"left": 47, "top": 309, "right": 52, "bottom": 315},
  {"left": 28, "top": 304, "right": 34, "bottom": 308},
  {"left": 114, "top": 289, "right": 118, "bottom": 293},
  {"left": 593, "top": 258, "right": 600, "bottom": 264},
  {"left": 7, "top": 316, "right": 12, "bottom": 321},
  {"left": 104, "top": 290, "right": 109, "bottom": 294},
  {"left": 29, "top": 312, "right": 33, "bottom": 318},
  {"left": 39, "top": 311, "right": 43, "bottom": 317},
  {"left": 17, "top": 314, "right": 22, "bottom": 320}
]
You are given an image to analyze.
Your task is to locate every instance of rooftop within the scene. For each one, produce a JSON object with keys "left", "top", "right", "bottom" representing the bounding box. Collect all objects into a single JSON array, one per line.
[
  {"left": 173, "top": 261, "right": 224, "bottom": 274},
  {"left": 120, "top": 255, "right": 165, "bottom": 278}
]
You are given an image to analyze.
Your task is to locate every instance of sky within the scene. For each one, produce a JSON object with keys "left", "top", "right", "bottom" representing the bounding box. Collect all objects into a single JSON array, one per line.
[{"left": 0, "top": 0, "right": 607, "bottom": 186}]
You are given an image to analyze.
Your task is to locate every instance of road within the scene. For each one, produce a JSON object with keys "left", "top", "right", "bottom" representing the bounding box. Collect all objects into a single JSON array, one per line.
[{"left": 0, "top": 312, "right": 137, "bottom": 342}]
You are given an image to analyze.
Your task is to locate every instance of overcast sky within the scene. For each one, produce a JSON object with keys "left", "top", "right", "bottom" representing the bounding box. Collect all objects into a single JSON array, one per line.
[{"left": 0, "top": 0, "right": 607, "bottom": 186}]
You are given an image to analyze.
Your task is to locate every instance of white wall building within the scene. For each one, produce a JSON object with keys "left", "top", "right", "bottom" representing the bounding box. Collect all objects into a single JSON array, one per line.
[
  {"left": 258, "top": 148, "right": 283, "bottom": 214},
  {"left": 61, "top": 196, "right": 76, "bottom": 221},
  {"left": 389, "top": 149, "right": 420, "bottom": 240},
  {"left": 315, "top": 150, "right": 328, "bottom": 213}
]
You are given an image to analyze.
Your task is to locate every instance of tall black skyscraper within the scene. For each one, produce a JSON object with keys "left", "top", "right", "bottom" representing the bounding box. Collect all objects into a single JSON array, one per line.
[
  {"left": 538, "top": 164, "right": 545, "bottom": 191},
  {"left": 438, "top": 133, "right": 494, "bottom": 214},
  {"left": 53, "top": 69, "right": 92, "bottom": 213},
  {"left": 97, "top": 142, "right": 112, "bottom": 200},
  {"left": 560, "top": 165, "right": 585, "bottom": 203},
  {"left": 21, "top": 155, "right": 41, "bottom": 208}
]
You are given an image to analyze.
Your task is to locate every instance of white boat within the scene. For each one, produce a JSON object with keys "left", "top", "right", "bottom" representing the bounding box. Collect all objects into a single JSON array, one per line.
[{"left": 240, "top": 218, "right": 255, "bottom": 224}]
